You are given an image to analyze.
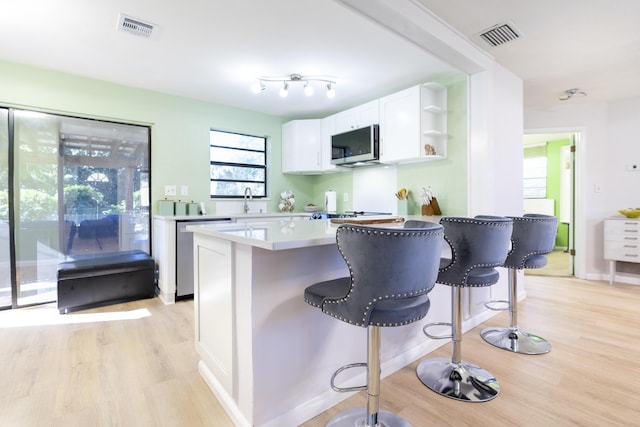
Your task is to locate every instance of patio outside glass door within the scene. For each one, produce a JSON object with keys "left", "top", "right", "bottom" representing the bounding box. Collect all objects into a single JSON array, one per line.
[
  {"left": 1, "top": 108, "right": 150, "bottom": 309},
  {"left": 14, "top": 110, "right": 63, "bottom": 305}
]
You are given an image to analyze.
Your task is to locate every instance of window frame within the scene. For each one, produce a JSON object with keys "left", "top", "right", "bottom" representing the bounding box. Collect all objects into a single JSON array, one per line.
[{"left": 209, "top": 128, "right": 267, "bottom": 199}]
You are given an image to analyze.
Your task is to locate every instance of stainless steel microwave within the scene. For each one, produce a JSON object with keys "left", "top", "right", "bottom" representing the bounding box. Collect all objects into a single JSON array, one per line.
[{"left": 330, "top": 124, "right": 379, "bottom": 165}]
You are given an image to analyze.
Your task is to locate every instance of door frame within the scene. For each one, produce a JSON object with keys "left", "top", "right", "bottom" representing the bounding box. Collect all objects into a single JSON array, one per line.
[{"left": 524, "top": 127, "right": 585, "bottom": 278}]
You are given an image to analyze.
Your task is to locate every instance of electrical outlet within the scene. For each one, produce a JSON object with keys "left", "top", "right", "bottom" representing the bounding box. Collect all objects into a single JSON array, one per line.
[
  {"left": 181, "top": 185, "right": 189, "bottom": 196},
  {"left": 343, "top": 193, "right": 349, "bottom": 202},
  {"left": 164, "top": 185, "right": 177, "bottom": 196}
]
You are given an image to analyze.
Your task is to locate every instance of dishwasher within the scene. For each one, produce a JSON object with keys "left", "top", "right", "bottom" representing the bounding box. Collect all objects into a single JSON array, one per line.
[{"left": 176, "top": 218, "right": 232, "bottom": 298}]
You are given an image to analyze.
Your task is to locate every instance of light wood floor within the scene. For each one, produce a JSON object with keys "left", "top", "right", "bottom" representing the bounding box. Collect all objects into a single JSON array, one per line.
[
  {"left": 526, "top": 249, "right": 572, "bottom": 277},
  {"left": 0, "top": 298, "right": 234, "bottom": 427},
  {"left": 1, "top": 276, "right": 639, "bottom": 426}
]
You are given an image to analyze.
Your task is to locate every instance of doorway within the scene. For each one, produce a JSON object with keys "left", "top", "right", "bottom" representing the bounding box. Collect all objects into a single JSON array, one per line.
[{"left": 523, "top": 131, "right": 578, "bottom": 277}]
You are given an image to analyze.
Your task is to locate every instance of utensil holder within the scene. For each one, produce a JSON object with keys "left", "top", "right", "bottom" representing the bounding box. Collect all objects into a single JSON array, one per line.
[{"left": 397, "top": 200, "right": 408, "bottom": 216}]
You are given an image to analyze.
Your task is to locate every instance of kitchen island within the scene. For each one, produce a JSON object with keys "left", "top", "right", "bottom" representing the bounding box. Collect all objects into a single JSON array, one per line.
[{"left": 188, "top": 217, "right": 506, "bottom": 427}]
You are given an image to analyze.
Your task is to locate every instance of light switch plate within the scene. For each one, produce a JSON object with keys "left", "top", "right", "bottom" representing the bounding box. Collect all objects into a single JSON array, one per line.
[
  {"left": 164, "top": 185, "right": 177, "bottom": 196},
  {"left": 181, "top": 185, "right": 189, "bottom": 196}
]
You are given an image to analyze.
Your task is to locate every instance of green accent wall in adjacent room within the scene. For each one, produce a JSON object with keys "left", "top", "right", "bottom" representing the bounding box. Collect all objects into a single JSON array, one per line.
[{"left": 546, "top": 138, "right": 571, "bottom": 248}]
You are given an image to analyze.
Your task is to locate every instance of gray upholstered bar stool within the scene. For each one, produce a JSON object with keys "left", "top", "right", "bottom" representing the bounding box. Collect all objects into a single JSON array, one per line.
[
  {"left": 480, "top": 213, "right": 558, "bottom": 354},
  {"left": 304, "top": 221, "right": 444, "bottom": 427},
  {"left": 416, "top": 216, "right": 513, "bottom": 402}
]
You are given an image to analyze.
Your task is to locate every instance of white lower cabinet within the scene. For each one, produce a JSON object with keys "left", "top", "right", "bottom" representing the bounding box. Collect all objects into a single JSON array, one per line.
[{"left": 604, "top": 218, "right": 640, "bottom": 284}]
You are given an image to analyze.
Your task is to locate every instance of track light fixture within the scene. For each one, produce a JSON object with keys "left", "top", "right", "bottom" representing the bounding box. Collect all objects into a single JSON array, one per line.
[
  {"left": 558, "top": 88, "right": 587, "bottom": 101},
  {"left": 251, "top": 74, "right": 336, "bottom": 99}
]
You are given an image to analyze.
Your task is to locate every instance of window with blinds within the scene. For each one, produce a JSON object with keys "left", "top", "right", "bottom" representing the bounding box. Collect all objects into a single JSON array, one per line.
[{"left": 209, "top": 129, "right": 267, "bottom": 198}]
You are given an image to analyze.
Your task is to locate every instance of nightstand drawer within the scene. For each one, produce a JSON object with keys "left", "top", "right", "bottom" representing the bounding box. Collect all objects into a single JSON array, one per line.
[
  {"left": 604, "top": 220, "right": 640, "bottom": 240},
  {"left": 605, "top": 241, "right": 640, "bottom": 261}
]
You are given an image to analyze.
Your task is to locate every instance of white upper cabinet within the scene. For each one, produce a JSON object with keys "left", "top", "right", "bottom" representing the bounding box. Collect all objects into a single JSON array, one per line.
[
  {"left": 379, "top": 82, "right": 447, "bottom": 164},
  {"left": 281, "top": 119, "right": 322, "bottom": 174},
  {"left": 333, "top": 100, "right": 380, "bottom": 134},
  {"left": 282, "top": 82, "right": 447, "bottom": 175}
]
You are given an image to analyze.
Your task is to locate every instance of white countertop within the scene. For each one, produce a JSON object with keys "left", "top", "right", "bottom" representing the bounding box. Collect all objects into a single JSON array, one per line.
[
  {"left": 187, "top": 218, "right": 337, "bottom": 250},
  {"left": 153, "top": 212, "right": 309, "bottom": 221},
  {"left": 187, "top": 215, "right": 440, "bottom": 251}
]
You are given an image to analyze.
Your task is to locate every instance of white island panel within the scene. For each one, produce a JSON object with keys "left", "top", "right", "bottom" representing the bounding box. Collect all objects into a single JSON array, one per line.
[
  {"left": 190, "top": 218, "right": 506, "bottom": 427},
  {"left": 194, "top": 236, "right": 234, "bottom": 395}
]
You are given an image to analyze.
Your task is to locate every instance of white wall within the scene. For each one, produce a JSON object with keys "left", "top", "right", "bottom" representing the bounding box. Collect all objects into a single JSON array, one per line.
[
  {"left": 468, "top": 64, "right": 523, "bottom": 217},
  {"left": 524, "top": 99, "right": 634, "bottom": 281}
]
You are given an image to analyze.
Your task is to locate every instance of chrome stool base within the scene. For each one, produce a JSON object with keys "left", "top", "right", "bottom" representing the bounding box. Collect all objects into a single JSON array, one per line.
[
  {"left": 326, "top": 407, "right": 412, "bottom": 427},
  {"left": 416, "top": 357, "right": 500, "bottom": 402},
  {"left": 480, "top": 326, "right": 551, "bottom": 355}
]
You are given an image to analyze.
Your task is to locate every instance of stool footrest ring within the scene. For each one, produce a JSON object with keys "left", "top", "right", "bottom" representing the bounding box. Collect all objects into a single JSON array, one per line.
[
  {"left": 484, "top": 299, "right": 509, "bottom": 311},
  {"left": 423, "top": 322, "right": 453, "bottom": 340},
  {"left": 330, "top": 362, "right": 368, "bottom": 393}
]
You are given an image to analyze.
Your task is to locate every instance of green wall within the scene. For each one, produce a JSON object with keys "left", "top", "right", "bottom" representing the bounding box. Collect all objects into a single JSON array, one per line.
[
  {"left": 0, "top": 59, "right": 467, "bottom": 218},
  {"left": 546, "top": 138, "right": 571, "bottom": 248},
  {"left": 398, "top": 74, "right": 468, "bottom": 216},
  {"left": 0, "top": 59, "right": 316, "bottom": 215},
  {"left": 524, "top": 138, "right": 570, "bottom": 248}
]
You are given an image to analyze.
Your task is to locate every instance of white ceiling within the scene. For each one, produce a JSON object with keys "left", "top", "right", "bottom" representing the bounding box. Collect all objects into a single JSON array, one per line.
[
  {"left": 1, "top": 0, "right": 638, "bottom": 119},
  {"left": 417, "top": 0, "right": 640, "bottom": 110}
]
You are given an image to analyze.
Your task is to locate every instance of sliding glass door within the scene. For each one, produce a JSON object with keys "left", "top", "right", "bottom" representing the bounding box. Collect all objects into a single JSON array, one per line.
[
  {"left": 2, "top": 108, "right": 150, "bottom": 309},
  {"left": 0, "top": 109, "right": 10, "bottom": 308},
  {"left": 13, "top": 110, "right": 62, "bottom": 305}
]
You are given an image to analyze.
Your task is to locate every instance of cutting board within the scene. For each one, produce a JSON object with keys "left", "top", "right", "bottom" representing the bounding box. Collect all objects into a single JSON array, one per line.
[{"left": 330, "top": 216, "right": 404, "bottom": 225}]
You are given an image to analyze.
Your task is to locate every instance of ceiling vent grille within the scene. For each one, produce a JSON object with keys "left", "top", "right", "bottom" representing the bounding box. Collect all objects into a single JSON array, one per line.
[
  {"left": 117, "top": 14, "right": 156, "bottom": 38},
  {"left": 478, "top": 22, "right": 521, "bottom": 47}
]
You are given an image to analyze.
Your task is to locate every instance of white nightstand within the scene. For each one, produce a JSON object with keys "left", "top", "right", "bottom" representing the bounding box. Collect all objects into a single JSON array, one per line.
[{"left": 604, "top": 218, "right": 640, "bottom": 284}]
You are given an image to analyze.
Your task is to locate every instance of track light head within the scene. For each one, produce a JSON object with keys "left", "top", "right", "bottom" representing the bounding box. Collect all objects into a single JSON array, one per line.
[
  {"left": 326, "top": 83, "right": 336, "bottom": 99},
  {"left": 251, "top": 81, "right": 265, "bottom": 94},
  {"left": 279, "top": 82, "right": 289, "bottom": 98},
  {"left": 304, "top": 82, "right": 314, "bottom": 96}
]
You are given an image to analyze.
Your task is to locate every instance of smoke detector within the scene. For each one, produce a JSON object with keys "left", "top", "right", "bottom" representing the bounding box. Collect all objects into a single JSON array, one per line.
[
  {"left": 477, "top": 21, "right": 522, "bottom": 48},
  {"left": 117, "top": 13, "right": 158, "bottom": 39}
]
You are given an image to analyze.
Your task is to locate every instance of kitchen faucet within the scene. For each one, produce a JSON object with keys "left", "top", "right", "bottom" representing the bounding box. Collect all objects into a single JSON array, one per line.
[{"left": 243, "top": 187, "right": 253, "bottom": 213}]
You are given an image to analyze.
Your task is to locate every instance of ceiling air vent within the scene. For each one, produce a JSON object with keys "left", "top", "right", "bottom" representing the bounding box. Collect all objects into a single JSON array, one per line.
[
  {"left": 478, "top": 21, "right": 521, "bottom": 47},
  {"left": 117, "top": 13, "right": 157, "bottom": 39}
]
